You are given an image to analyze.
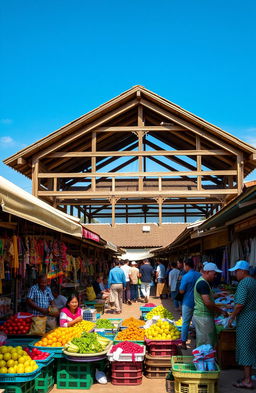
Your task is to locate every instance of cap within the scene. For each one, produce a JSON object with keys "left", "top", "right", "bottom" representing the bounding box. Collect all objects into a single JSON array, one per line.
[
  {"left": 203, "top": 262, "right": 222, "bottom": 273},
  {"left": 229, "top": 260, "right": 250, "bottom": 272},
  {"left": 203, "top": 261, "right": 209, "bottom": 266},
  {"left": 131, "top": 261, "right": 137, "bottom": 265}
]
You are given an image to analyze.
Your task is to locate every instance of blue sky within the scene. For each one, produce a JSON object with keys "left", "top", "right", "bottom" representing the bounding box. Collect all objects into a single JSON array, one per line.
[{"left": 1, "top": 0, "right": 256, "bottom": 192}]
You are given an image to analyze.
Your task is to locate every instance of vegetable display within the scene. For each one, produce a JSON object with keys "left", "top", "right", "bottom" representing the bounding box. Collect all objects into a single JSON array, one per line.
[
  {"left": 146, "top": 305, "right": 174, "bottom": 320},
  {"left": 2, "top": 315, "right": 32, "bottom": 335},
  {"left": 110, "top": 341, "right": 144, "bottom": 353},
  {"left": 64, "top": 332, "right": 110, "bottom": 354},
  {"left": 35, "top": 321, "right": 95, "bottom": 347},
  {"left": 116, "top": 327, "right": 145, "bottom": 341},
  {"left": 122, "top": 317, "right": 145, "bottom": 328},
  {"left": 0, "top": 346, "right": 39, "bottom": 374},
  {"left": 95, "top": 319, "right": 115, "bottom": 329},
  {"left": 145, "top": 320, "right": 180, "bottom": 340}
]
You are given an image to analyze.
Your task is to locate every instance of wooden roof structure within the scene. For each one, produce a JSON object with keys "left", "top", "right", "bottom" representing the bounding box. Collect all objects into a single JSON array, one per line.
[{"left": 4, "top": 85, "right": 256, "bottom": 226}]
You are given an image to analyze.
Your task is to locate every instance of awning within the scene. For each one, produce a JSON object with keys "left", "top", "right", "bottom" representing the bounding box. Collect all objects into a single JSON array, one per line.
[
  {"left": 82, "top": 227, "right": 100, "bottom": 242},
  {"left": 120, "top": 248, "right": 154, "bottom": 261},
  {"left": 0, "top": 176, "right": 82, "bottom": 237}
]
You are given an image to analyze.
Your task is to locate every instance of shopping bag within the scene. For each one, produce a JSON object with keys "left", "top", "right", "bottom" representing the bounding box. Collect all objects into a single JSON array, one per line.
[{"left": 28, "top": 316, "right": 47, "bottom": 336}]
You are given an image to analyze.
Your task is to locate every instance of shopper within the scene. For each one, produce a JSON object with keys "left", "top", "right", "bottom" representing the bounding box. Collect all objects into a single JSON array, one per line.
[
  {"left": 108, "top": 260, "right": 126, "bottom": 313},
  {"left": 52, "top": 288, "right": 67, "bottom": 310},
  {"left": 139, "top": 259, "right": 153, "bottom": 302},
  {"left": 168, "top": 262, "right": 181, "bottom": 310},
  {"left": 155, "top": 260, "right": 166, "bottom": 298},
  {"left": 60, "top": 293, "right": 83, "bottom": 327},
  {"left": 121, "top": 260, "right": 132, "bottom": 305},
  {"left": 179, "top": 259, "right": 201, "bottom": 349},
  {"left": 26, "top": 274, "right": 58, "bottom": 326},
  {"left": 228, "top": 260, "right": 256, "bottom": 389},
  {"left": 193, "top": 263, "right": 228, "bottom": 347},
  {"left": 129, "top": 261, "right": 140, "bottom": 302}
]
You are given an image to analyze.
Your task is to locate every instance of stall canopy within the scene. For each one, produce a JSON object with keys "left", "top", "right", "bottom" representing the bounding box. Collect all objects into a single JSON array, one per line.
[{"left": 0, "top": 176, "right": 82, "bottom": 237}]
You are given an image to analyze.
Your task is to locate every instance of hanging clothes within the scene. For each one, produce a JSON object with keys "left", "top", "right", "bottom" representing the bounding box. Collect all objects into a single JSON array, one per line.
[{"left": 230, "top": 238, "right": 244, "bottom": 268}]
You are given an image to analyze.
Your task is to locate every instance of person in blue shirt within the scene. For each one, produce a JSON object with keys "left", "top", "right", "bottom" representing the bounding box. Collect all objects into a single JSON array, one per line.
[
  {"left": 179, "top": 259, "right": 201, "bottom": 349},
  {"left": 108, "top": 260, "right": 126, "bottom": 314}
]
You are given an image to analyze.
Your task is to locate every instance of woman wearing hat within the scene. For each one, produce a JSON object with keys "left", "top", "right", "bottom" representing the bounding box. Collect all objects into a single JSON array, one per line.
[{"left": 228, "top": 260, "right": 256, "bottom": 389}]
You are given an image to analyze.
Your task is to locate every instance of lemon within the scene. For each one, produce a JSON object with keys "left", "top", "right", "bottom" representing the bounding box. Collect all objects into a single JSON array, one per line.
[
  {"left": 17, "top": 365, "right": 25, "bottom": 373},
  {"left": 3, "top": 353, "right": 11, "bottom": 361},
  {"left": 0, "top": 367, "right": 8, "bottom": 373},
  {"left": 8, "top": 367, "right": 15, "bottom": 374},
  {"left": 7, "top": 359, "right": 15, "bottom": 368},
  {"left": 11, "top": 352, "right": 18, "bottom": 360},
  {"left": 0, "top": 354, "right": 3, "bottom": 360},
  {"left": 18, "top": 356, "right": 26, "bottom": 364},
  {"left": 0, "top": 360, "right": 6, "bottom": 367},
  {"left": 24, "top": 366, "right": 32, "bottom": 373}
]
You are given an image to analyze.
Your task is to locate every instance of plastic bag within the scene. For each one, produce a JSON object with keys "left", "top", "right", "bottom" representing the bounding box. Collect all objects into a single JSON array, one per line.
[
  {"left": 29, "top": 316, "right": 47, "bottom": 336},
  {"left": 86, "top": 286, "right": 96, "bottom": 301},
  {"left": 48, "top": 306, "right": 59, "bottom": 317},
  {"left": 95, "top": 368, "right": 107, "bottom": 384}
]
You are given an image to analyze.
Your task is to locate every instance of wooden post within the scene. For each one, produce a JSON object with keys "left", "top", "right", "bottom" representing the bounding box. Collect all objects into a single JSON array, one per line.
[
  {"left": 126, "top": 203, "right": 128, "bottom": 224},
  {"left": 91, "top": 132, "right": 96, "bottom": 192},
  {"left": 184, "top": 205, "right": 187, "bottom": 223},
  {"left": 196, "top": 136, "right": 202, "bottom": 190},
  {"left": 158, "top": 197, "right": 163, "bottom": 226},
  {"left": 111, "top": 197, "right": 116, "bottom": 227},
  {"left": 237, "top": 154, "right": 244, "bottom": 194},
  {"left": 138, "top": 105, "right": 144, "bottom": 191},
  {"left": 32, "top": 158, "right": 39, "bottom": 197}
]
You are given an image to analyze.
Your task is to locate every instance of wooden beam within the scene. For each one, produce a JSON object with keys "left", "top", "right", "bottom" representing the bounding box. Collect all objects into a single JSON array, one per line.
[
  {"left": 48, "top": 149, "right": 231, "bottom": 158},
  {"left": 196, "top": 136, "right": 202, "bottom": 190},
  {"left": 38, "top": 170, "right": 237, "bottom": 178},
  {"left": 141, "top": 98, "right": 240, "bottom": 155},
  {"left": 17, "top": 157, "right": 26, "bottom": 165},
  {"left": 32, "top": 158, "right": 39, "bottom": 196},
  {"left": 237, "top": 155, "right": 244, "bottom": 194},
  {"left": 0, "top": 222, "right": 18, "bottom": 230},
  {"left": 91, "top": 132, "right": 96, "bottom": 192},
  {"left": 61, "top": 199, "right": 221, "bottom": 205},
  {"left": 35, "top": 99, "right": 138, "bottom": 160},
  {"left": 96, "top": 125, "right": 185, "bottom": 132}
]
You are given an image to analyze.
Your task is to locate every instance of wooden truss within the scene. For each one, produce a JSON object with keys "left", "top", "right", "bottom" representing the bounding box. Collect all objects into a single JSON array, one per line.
[{"left": 5, "top": 86, "right": 256, "bottom": 226}]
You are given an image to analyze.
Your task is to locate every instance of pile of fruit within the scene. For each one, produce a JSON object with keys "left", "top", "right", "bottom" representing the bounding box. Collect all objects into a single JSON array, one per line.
[
  {"left": 175, "top": 317, "right": 182, "bottom": 327},
  {"left": 110, "top": 341, "right": 144, "bottom": 353},
  {"left": 145, "top": 320, "right": 180, "bottom": 340},
  {"left": 2, "top": 315, "right": 32, "bottom": 335},
  {"left": 35, "top": 321, "right": 95, "bottom": 347},
  {"left": 146, "top": 305, "right": 174, "bottom": 320},
  {"left": 64, "top": 332, "right": 110, "bottom": 354},
  {"left": 116, "top": 327, "right": 145, "bottom": 341},
  {"left": 95, "top": 319, "right": 115, "bottom": 329},
  {"left": 0, "top": 346, "right": 39, "bottom": 374},
  {"left": 122, "top": 317, "right": 145, "bottom": 328},
  {"left": 24, "top": 347, "right": 50, "bottom": 360},
  {"left": 144, "top": 303, "right": 156, "bottom": 307}
]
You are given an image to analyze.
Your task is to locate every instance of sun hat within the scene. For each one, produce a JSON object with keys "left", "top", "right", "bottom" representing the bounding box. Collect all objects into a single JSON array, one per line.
[
  {"left": 131, "top": 261, "right": 137, "bottom": 265},
  {"left": 203, "top": 262, "right": 222, "bottom": 273},
  {"left": 229, "top": 260, "right": 250, "bottom": 272}
]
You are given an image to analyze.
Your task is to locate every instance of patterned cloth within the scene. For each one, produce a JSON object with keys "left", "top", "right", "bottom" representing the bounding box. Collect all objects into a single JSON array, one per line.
[
  {"left": 235, "top": 276, "right": 256, "bottom": 366},
  {"left": 27, "top": 284, "right": 54, "bottom": 315}
]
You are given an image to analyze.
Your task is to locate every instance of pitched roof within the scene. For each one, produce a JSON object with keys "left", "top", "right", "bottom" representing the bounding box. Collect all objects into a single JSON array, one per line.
[
  {"left": 4, "top": 85, "right": 256, "bottom": 176},
  {"left": 85, "top": 223, "right": 188, "bottom": 248}
]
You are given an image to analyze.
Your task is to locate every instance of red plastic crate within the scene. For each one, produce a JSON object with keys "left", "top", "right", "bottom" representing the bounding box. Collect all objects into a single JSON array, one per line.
[
  {"left": 111, "top": 369, "right": 143, "bottom": 378},
  {"left": 111, "top": 375, "right": 143, "bottom": 385},
  {"left": 111, "top": 361, "right": 143, "bottom": 371},
  {"left": 146, "top": 340, "right": 178, "bottom": 357}
]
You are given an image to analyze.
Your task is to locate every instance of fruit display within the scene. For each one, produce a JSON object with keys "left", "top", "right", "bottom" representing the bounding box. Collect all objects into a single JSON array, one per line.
[
  {"left": 35, "top": 321, "right": 95, "bottom": 347},
  {"left": 95, "top": 319, "right": 115, "bottom": 329},
  {"left": 143, "top": 303, "right": 156, "bottom": 307},
  {"left": 116, "top": 327, "right": 145, "bottom": 341},
  {"left": 24, "top": 347, "right": 50, "bottom": 360},
  {"left": 2, "top": 314, "right": 32, "bottom": 335},
  {"left": 64, "top": 332, "right": 110, "bottom": 353},
  {"left": 110, "top": 341, "right": 144, "bottom": 353},
  {"left": 122, "top": 317, "right": 145, "bottom": 328},
  {"left": 0, "top": 346, "right": 39, "bottom": 374},
  {"left": 175, "top": 317, "right": 182, "bottom": 327},
  {"left": 145, "top": 320, "right": 180, "bottom": 340},
  {"left": 145, "top": 305, "right": 174, "bottom": 320}
]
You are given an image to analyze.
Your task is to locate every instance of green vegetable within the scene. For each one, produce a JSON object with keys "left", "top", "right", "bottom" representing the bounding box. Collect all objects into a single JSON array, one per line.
[
  {"left": 67, "top": 332, "right": 104, "bottom": 354},
  {"left": 95, "top": 319, "right": 115, "bottom": 329}
]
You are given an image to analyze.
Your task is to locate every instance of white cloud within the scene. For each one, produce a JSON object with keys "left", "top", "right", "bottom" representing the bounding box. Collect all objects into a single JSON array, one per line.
[
  {"left": 0, "top": 136, "right": 15, "bottom": 146},
  {"left": 0, "top": 118, "right": 13, "bottom": 125}
]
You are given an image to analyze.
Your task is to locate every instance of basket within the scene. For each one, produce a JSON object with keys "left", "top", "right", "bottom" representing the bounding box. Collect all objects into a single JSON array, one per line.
[
  {"left": 56, "top": 358, "right": 93, "bottom": 390},
  {"left": 171, "top": 356, "right": 220, "bottom": 393},
  {"left": 107, "top": 344, "right": 146, "bottom": 362},
  {"left": 140, "top": 306, "right": 156, "bottom": 320},
  {"left": 96, "top": 330, "right": 115, "bottom": 341},
  {"left": 111, "top": 374, "right": 143, "bottom": 385},
  {"left": 94, "top": 318, "right": 122, "bottom": 332},
  {"left": 111, "top": 361, "right": 143, "bottom": 371},
  {"left": 0, "top": 380, "right": 35, "bottom": 393},
  {"left": 34, "top": 362, "right": 55, "bottom": 393},
  {"left": 28, "top": 340, "right": 63, "bottom": 358},
  {"left": 36, "top": 353, "right": 55, "bottom": 367},
  {"left": 0, "top": 364, "right": 42, "bottom": 383},
  {"left": 145, "top": 339, "right": 179, "bottom": 357},
  {"left": 144, "top": 353, "right": 171, "bottom": 378},
  {"left": 82, "top": 309, "right": 97, "bottom": 322},
  {"left": 62, "top": 341, "right": 112, "bottom": 362}
]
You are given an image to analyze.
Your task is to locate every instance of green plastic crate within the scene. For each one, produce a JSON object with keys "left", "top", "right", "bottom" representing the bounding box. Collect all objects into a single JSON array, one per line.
[
  {"left": 56, "top": 359, "right": 93, "bottom": 390},
  {"left": 0, "top": 380, "right": 35, "bottom": 393},
  {"left": 34, "top": 362, "right": 55, "bottom": 393}
]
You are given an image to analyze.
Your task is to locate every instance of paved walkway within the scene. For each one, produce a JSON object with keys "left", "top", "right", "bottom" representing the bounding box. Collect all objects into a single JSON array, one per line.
[{"left": 52, "top": 293, "right": 250, "bottom": 393}]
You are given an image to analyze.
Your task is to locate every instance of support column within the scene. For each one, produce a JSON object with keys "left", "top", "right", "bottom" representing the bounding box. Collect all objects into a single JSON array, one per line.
[
  {"left": 138, "top": 105, "right": 144, "bottom": 192},
  {"left": 196, "top": 136, "right": 202, "bottom": 190},
  {"left": 237, "top": 154, "right": 244, "bottom": 194},
  {"left": 32, "top": 158, "right": 39, "bottom": 197},
  {"left": 91, "top": 131, "right": 96, "bottom": 192},
  {"left": 109, "top": 197, "right": 119, "bottom": 227}
]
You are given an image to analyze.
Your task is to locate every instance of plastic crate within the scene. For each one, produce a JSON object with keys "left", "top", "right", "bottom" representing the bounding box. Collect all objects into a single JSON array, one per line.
[
  {"left": 0, "top": 381, "right": 35, "bottom": 393},
  {"left": 111, "top": 369, "right": 143, "bottom": 378},
  {"left": 111, "top": 361, "right": 143, "bottom": 371},
  {"left": 94, "top": 318, "right": 122, "bottom": 332},
  {"left": 28, "top": 340, "right": 63, "bottom": 359},
  {"left": 111, "top": 374, "right": 143, "bottom": 385},
  {"left": 171, "top": 356, "right": 220, "bottom": 393},
  {"left": 36, "top": 353, "right": 55, "bottom": 366},
  {"left": 0, "top": 364, "right": 42, "bottom": 383},
  {"left": 146, "top": 339, "right": 179, "bottom": 357},
  {"left": 83, "top": 309, "right": 97, "bottom": 322},
  {"left": 56, "top": 358, "right": 93, "bottom": 390},
  {"left": 34, "top": 362, "right": 55, "bottom": 393},
  {"left": 144, "top": 354, "right": 171, "bottom": 378},
  {"left": 107, "top": 344, "right": 146, "bottom": 362},
  {"left": 96, "top": 330, "right": 115, "bottom": 341}
]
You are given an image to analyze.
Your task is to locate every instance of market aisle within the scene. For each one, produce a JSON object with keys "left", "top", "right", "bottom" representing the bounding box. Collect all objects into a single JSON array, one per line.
[{"left": 51, "top": 294, "right": 247, "bottom": 393}]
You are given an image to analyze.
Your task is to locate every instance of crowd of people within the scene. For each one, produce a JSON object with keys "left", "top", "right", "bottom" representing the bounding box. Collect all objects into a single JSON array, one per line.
[{"left": 25, "top": 257, "right": 256, "bottom": 389}]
